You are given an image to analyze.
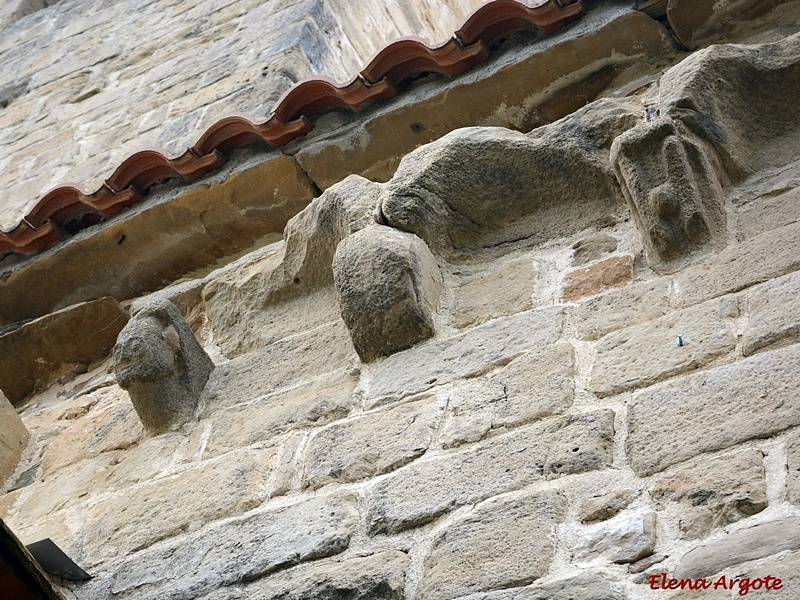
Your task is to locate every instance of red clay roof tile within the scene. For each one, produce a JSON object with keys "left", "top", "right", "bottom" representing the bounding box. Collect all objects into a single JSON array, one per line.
[
  {"left": 456, "top": 0, "right": 584, "bottom": 47},
  {"left": 0, "top": 221, "right": 60, "bottom": 255},
  {"left": 360, "top": 37, "right": 488, "bottom": 86},
  {"left": 104, "top": 148, "right": 225, "bottom": 193},
  {"left": 271, "top": 76, "right": 398, "bottom": 122},
  {"left": 191, "top": 114, "right": 312, "bottom": 155}
]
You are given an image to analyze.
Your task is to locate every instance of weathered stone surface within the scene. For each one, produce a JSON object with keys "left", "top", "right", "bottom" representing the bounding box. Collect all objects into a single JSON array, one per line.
[
  {"left": 611, "top": 118, "right": 726, "bottom": 271},
  {"left": 17, "top": 456, "right": 118, "bottom": 528},
  {"left": 269, "top": 433, "right": 305, "bottom": 498},
  {"left": 111, "top": 493, "right": 359, "bottom": 600},
  {"left": 667, "top": 0, "right": 800, "bottom": 49},
  {"left": 652, "top": 448, "right": 767, "bottom": 539},
  {"left": 203, "top": 175, "right": 381, "bottom": 357},
  {"left": 469, "top": 573, "right": 623, "bottom": 600},
  {"left": 675, "top": 516, "right": 800, "bottom": 578},
  {"left": 677, "top": 221, "right": 800, "bottom": 307},
  {"left": 0, "top": 156, "right": 315, "bottom": 327},
  {"left": 205, "top": 284, "right": 342, "bottom": 359},
  {"left": 204, "top": 371, "right": 357, "bottom": 457},
  {"left": 12, "top": 436, "right": 182, "bottom": 538},
  {"left": 0, "top": 296, "right": 128, "bottom": 404},
  {"left": 83, "top": 449, "right": 272, "bottom": 564},
  {"left": 203, "top": 320, "right": 357, "bottom": 409},
  {"left": 660, "top": 33, "right": 800, "bottom": 179},
  {"left": 0, "top": 1, "right": 48, "bottom": 35},
  {"left": 333, "top": 226, "right": 442, "bottom": 362},
  {"left": 574, "top": 512, "right": 656, "bottom": 565},
  {"left": 590, "top": 297, "right": 737, "bottom": 397},
  {"left": 377, "top": 98, "right": 639, "bottom": 253},
  {"left": 303, "top": 398, "right": 439, "bottom": 490},
  {"left": 92, "top": 431, "right": 181, "bottom": 488},
  {"left": 628, "top": 553, "right": 667, "bottom": 575},
  {"left": 439, "top": 343, "right": 574, "bottom": 448},
  {"left": 627, "top": 343, "right": 800, "bottom": 476},
  {"left": 3, "top": 507, "right": 79, "bottom": 567},
  {"left": 0, "top": 488, "right": 20, "bottom": 521},
  {"left": 0, "top": 391, "right": 26, "bottom": 485},
  {"left": 439, "top": 377, "right": 505, "bottom": 448},
  {"left": 452, "top": 257, "right": 534, "bottom": 328},
  {"left": 743, "top": 271, "right": 800, "bottom": 355},
  {"left": 562, "top": 255, "right": 634, "bottom": 302},
  {"left": 367, "top": 410, "right": 614, "bottom": 534},
  {"left": 788, "top": 432, "right": 800, "bottom": 505},
  {"left": 198, "top": 551, "right": 409, "bottom": 600},
  {"left": 741, "top": 549, "right": 800, "bottom": 599},
  {"left": 572, "top": 233, "right": 619, "bottom": 266},
  {"left": 418, "top": 489, "right": 568, "bottom": 600},
  {"left": 12, "top": 452, "right": 159, "bottom": 556},
  {"left": 114, "top": 298, "right": 214, "bottom": 434},
  {"left": 366, "top": 307, "right": 563, "bottom": 408},
  {"left": 736, "top": 178, "right": 800, "bottom": 240},
  {"left": 41, "top": 384, "right": 144, "bottom": 477},
  {"left": 294, "top": 7, "right": 677, "bottom": 190},
  {"left": 580, "top": 489, "right": 635, "bottom": 523},
  {"left": 574, "top": 278, "right": 671, "bottom": 341}
]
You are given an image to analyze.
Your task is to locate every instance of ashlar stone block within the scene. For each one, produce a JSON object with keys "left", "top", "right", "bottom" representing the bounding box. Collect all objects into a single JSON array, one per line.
[
  {"left": 367, "top": 410, "right": 614, "bottom": 534},
  {"left": 574, "top": 512, "right": 656, "bottom": 565},
  {"left": 302, "top": 397, "right": 438, "bottom": 490},
  {"left": 451, "top": 257, "right": 535, "bottom": 328},
  {"left": 743, "top": 270, "right": 800, "bottom": 356},
  {"left": 651, "top": 448, "right": 767, "bottom": 539},
  {"left": 198, "top": 551, "right": 409, "bottom": 600},
  {"left": 740, "top": 549, "right": 800, "bottom": 600},
  {"left": 580, "top": 489, "right": 636, "bottom": 523},
  {"left": 469, "top": 573, "right": 622, "bottom": 600},
  {"left": 590, "top": 296, "right": 737, "bottom": 397},
  {"left": 675, "top": 516, "right": 800, "bottom": 579},
  {"left": 562, "top": 255, "right": 633, "bottom": 302},
  {"left": 366, "top": 306, "right": 563, "bottom": 408},
  {"left": 418, "top": 489, "right": 568, "bottom": 600},
  {"left": 574, "top": 278, "right": 670, "bottom": 341},
  {"left": 676, "top": 220, "right": 800, "bottom": 307},
  {"left": 0, "top": 296, "right": 129, "bottom": 404},
  {"left": 626, "top": 343, "right": 800, "bottom": 476},
  {"left": 84, "top": 448, "right": 273, "bottom": 564},
  {"left": 110, "top": 492, "right": 359, "bottom": 600},
  {"left": 439, "top": 343, "right": 575, "bottom": 448}
]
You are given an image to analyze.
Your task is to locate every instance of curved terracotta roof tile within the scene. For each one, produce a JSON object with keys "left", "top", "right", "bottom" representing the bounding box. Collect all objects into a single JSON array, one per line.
[
  {"left": 104, "top": 148, "right": 225, "bottom": 193},
  {"left": 191, "top": 113, "right": 313, "bottom": 156},
  {"left": 0, "top": 221, "right": 59, "bottom": 255},
  {"left": 90, "top": 186, "right": 143, "bottom": 216},
  {"left": 360, "top": 37, "right": 489, "bottom": 86},
  {"left": 271, "top": 76, "right": 397, "bottom": 123},
  {"left": 0, "top": 0, "right": 587, "bottom": 258},
  {"left": 25, "top": 184, "right": 93, "bottom": 229},
  {"left": 24, "top": 183, "right": 142, "bottom": 232},
  {"left": 456, "top": 0, "right": 585, "bottom": 47}
]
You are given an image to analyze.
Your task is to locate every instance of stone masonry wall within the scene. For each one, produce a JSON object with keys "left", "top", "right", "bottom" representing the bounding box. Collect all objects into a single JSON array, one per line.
[
  {"left": 0, "top": 0, "right": 483, "bottom": 231},
  {"left": 2, "top": 4, "right": 800, "bottom": 600}
]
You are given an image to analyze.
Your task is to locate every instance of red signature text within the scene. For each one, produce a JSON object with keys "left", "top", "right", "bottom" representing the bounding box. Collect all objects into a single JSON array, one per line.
[{"left": 648, "top": 572, "right": 783, "bottom": 596}]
